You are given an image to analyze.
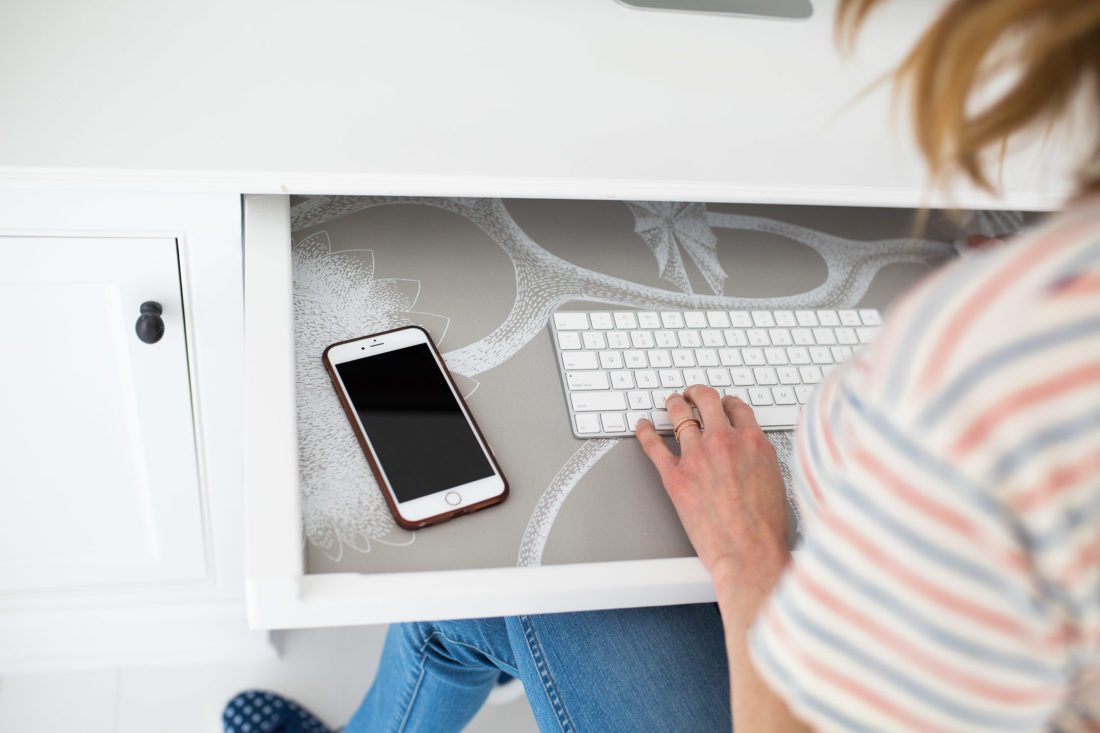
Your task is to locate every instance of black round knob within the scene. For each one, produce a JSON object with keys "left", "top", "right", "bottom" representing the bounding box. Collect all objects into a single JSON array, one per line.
[{"left": 135, "top": 301, "right": 165, "bottom": 344}]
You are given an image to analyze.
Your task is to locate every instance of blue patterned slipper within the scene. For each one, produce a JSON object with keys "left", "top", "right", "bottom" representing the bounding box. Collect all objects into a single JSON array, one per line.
[{"left": 223, "top": 690, "right": 333, "bottom": 733}]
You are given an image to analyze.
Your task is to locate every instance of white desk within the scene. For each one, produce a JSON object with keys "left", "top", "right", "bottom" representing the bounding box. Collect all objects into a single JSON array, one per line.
[
  {"left": 0, "top": 0, "right": 1070, "bottom": 636},
  {"left": 0, "top": 0, "right": 1080, "bottom": 208}
]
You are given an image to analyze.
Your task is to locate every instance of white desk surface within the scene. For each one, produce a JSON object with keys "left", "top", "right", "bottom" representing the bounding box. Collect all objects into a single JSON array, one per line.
[{"left": 0, "top": 0, "right": 1081, "bottom": 209}]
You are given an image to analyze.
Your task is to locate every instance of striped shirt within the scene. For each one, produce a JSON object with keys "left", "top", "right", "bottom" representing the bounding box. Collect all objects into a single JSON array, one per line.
[{"left": 750, "top": 199, "right": 1100, "bottom": 733}]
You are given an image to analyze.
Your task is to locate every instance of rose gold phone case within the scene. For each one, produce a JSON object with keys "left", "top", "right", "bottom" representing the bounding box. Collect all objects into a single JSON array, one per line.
[{"left": 322, "top": 326, "right": 508, "bottom": 530}]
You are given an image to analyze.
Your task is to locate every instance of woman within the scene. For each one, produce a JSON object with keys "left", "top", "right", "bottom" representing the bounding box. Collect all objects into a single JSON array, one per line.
[{"left": 227, "top": 1, "right": 1100, "bottom": 730}]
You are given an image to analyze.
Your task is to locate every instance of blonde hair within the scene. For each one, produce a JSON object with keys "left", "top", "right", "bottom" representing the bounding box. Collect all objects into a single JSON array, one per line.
[{"left": 837, "top": 0, "right": 1100, "bottom": 200}]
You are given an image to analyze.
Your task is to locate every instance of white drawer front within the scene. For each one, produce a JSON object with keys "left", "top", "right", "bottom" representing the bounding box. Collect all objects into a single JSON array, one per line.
[{"left": 0, "top": 235, "right": 205, "bottom": 591}]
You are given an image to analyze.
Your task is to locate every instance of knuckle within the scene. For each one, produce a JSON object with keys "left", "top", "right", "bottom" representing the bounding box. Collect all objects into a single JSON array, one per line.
[
  {"left": 708, "top": 429, "right": 737, "bottom": 453},
  {"left": 746, "top": 428, "right": 776, "bottom": 454},
  {"left": 690, "top": 384, "right": 719, "bottom": 400}
]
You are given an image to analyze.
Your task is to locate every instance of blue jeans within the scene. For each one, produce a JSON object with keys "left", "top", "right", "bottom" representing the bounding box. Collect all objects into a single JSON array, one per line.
[{"left": 345, "top": 604, "right": 730, "bottom": 733}]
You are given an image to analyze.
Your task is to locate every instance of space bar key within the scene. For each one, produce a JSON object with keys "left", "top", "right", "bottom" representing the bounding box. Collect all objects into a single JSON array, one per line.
[{"left": 571, "top": 391, "right": 627, "bottom": 412}]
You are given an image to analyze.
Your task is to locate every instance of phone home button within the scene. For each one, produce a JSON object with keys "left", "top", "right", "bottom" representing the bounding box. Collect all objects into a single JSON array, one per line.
[{"left": 444, "top": 491, "right": 462, "bottom": 506}]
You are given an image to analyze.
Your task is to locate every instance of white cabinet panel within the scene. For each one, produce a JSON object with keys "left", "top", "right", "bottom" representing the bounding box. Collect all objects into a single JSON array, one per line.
[{"left": 0, "top": 236, "right": 205, "bottom": 591}]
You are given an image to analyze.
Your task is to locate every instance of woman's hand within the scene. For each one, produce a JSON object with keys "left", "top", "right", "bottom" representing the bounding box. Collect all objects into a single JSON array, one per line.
[
  {"left": 638, "top": 385, "right": 809, "bottom": 733},
  {"left": 635, "top": 385, "right": 790, "bottom": 595}
]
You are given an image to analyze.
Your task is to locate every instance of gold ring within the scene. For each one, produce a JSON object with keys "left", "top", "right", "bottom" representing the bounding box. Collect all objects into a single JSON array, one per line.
[{"left": 673, "top": 417, "right": 701, "bottom": 443}]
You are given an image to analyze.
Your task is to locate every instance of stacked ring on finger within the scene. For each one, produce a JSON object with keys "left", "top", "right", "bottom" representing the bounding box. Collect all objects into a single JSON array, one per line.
[{"left": 673, "top": 417, "right": 702, "bottom": 443}]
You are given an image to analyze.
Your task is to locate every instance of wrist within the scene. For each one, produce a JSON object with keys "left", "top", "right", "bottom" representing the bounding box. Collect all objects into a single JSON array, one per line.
[{"left": 709, "top": 541, "right": 790, "bottom": 624}]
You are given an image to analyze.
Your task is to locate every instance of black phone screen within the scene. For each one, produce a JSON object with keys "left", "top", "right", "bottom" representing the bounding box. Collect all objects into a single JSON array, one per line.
[{"left": 335, "top": 343, "right": 495, "bottom": 503}]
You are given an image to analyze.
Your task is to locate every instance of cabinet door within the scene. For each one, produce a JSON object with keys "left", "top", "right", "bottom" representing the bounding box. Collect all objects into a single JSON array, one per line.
[{"left": 0, "top": 236, "right": 205, "bottom": 592}]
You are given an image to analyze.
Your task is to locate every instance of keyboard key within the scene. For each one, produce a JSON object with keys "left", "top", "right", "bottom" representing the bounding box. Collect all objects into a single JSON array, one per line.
[
  {"left": 747, "top": 328, "right": 770, "bottom": 346},
  {"left": 566, "top": 371, "right": 611, "bottom": 390},
  {"left": 672, "top": 349, "right": 695, "bottom": 367},
  {"left": 599, "top": 351, "right": 624, "bottom": 369},
  {"left": 606, "top": 331, "right": 631, "bottom": 349},
  {"left": 859, "top": 309, "right": 882, "bottom": 326},
  {"left": 817, "top": 310, "right": 841, "bottom": 326},
  {"left": 764, "top": 348, "right": 788, "bottom": 365},
  {"left": 729, "top": 311, "right": 753, "bottom": 327},
  {"left": 651, "top": 410, "right": 674, "bottom": 430},
  {"left": 655, "top": 331, "right": 678, "bottom": 348},
  {"left": 706, "top": 311, "right": 731, "bottom": 328},
  {"left": 614, "top": 311, "right": 639, "bottom": 329},
  {"left": 795, "top": 310, "right": 819, "bottom": 327},
  {"left": 652, "top": 389, "right": 676, "bottom": 407},
  {"left": 575, "top": 413, "right": 602, "bottom": 434},
  {"left": 749, "top": 387, "right": 774, "bottom": 406},
  {"left": 628, "top": 391, "right": 653, "bottom": 409},
  {"left": 753, "top": 367, "right": 778, "bottom": 385},
  {"left": 623, "top": 350, "right": 648, "bottom": 368},
  {"left": 562, "top": 351, "right": 598, "bottom": 370},
  {"left": 630, "top": 330, "right": 655, "bottom": 349},
  {"left": 683, "top": 368, "right": 706, "bottom": 386},
  {"left": 769, "top": 328, "right": 793, "bottom": 346},
  {"left": 799, "top": 366, "right": 823, "bottom": 383},
  {"left": 742, "top": 348, "right": 765, "bottom": 366},
  {"left": 725, "top": 387, "right": 750, "bottom": 403},
  {"left": 558, "top": 332, "right": 582, "bottom": 350},
  {"left": 707, "top": 368, "right": 732, "bottom": 387},
  {"left": 791, "top": 328, "right": 814, "bottom": 345},
  {"left": 774, "top": 310, "right": 797, "bottom": 327},
  {"left": 836, "top": 327, "right": 858, "bottom": 345},
  {"left": 746, "top": 405, "right": 799, "bottom": 429},
  {"left": 638, "top": 312, "right": 661, "bottom": 329},
  {"left": 839, "top": 309, "right": 861, "bottom": 326},
  {"left": 795, "top": 385, "right": 815, "bottom": 404},
  {"left": 788, "top": 347, "right": 810, "bottom": 364},
  {"left": 809, "top": 347, "right": 833, "bottom": 364},
  {"left": 724, "top": 329, "right": 749, "bottom": 347},
  {"left": 590, "top": 312, "right": 614, "bottom": 329},
  {"left": 610, "top": 370, "right": 634, "bottom": 389},
  {"left": 718, "top": 348, "right": 743, "bottom": 366},
  {"left": 678, "top": 330, "right": 702, "bottom": 348},
  {"left": 695, "top": 349, "right": 719, "bottom": 367},
  {"left": 773, "top": 386, "right": 797, "bottom": 405},
  {"left": 684, "top": 311, "right": 708, "bottom": 328},
  {"left": 648, "top": 350, "right": 672, "bottom": 368},
  {"left": 731, "top": 368, "right": 754, "bottom": 386},
  {"left": 832, "top": 346, "right": 854, "bottom": 361},
  {"left": 701, "top": 329, "right": 725, "bottom": 347},
  {"left": 661, "top": 311, "right": 685, "bottom": 328},
  {"left": 601, "top": 412, "right": 627, "bottom": 432},
  {"left": 752, "top": 311, "right": 776, "bottom": 328},
  {"left": 555, "top": 312, "right": 589, "bottom": 330},
  {"left": 659, "top": 370, "right": 685, "bottom": 388},
  {"left": 636, "top": 370, "right": 659, "bottom": 389},
  {"left": 626, "top": 411, "right": 649, "bottom": 431},
  {"left": 582, "top": 331, "right": 607, "bottom": 349},
  {"left": 813, "top": 328, "right": 837, "bottom": 345},
  {"left": 571, "top": 391, "right": 627, "bottom": 412},
  {"left": 778, "top": 367, "right": 801, "bottom": 384}
]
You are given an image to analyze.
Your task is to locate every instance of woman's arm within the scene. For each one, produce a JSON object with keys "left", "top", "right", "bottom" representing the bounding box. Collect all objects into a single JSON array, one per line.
[{"left": 636, "top": 385, "right": 810, "bottom": 733}]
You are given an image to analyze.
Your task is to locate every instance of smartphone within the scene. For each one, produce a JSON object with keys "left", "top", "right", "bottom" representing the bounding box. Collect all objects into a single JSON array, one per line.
[{"left": 322, "top": 326, "right": 508, "bottom": 529}]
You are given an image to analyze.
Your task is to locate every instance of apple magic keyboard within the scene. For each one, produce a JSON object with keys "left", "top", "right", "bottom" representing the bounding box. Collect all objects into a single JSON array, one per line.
[{"left": 549, "top": 308, "right": 881, "bottom": 438}]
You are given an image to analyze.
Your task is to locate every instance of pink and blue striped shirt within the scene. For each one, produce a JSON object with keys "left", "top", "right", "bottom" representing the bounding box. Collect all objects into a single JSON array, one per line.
[{"left": 751, "top": 199, "right": 1100, "bottom": 733}]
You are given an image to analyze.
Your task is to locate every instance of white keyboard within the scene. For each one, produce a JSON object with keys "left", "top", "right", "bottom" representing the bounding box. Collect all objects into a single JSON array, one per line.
[{"left": 549, "top": 308, "right": 881, "bottom": 438}]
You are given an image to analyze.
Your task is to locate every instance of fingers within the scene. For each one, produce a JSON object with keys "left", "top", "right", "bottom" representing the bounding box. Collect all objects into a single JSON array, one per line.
[
  {"left": 722, "top": 395, "right": 759, "bottom": 430},
  {"left": 636, "top": 417, "right": 677, "bottom": 475},
  {"left": 664, "top": 393, "right": 703, "bottom": 445},
  {"left": 683, "top": 385, "right": 726, "bottom": 429}
]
